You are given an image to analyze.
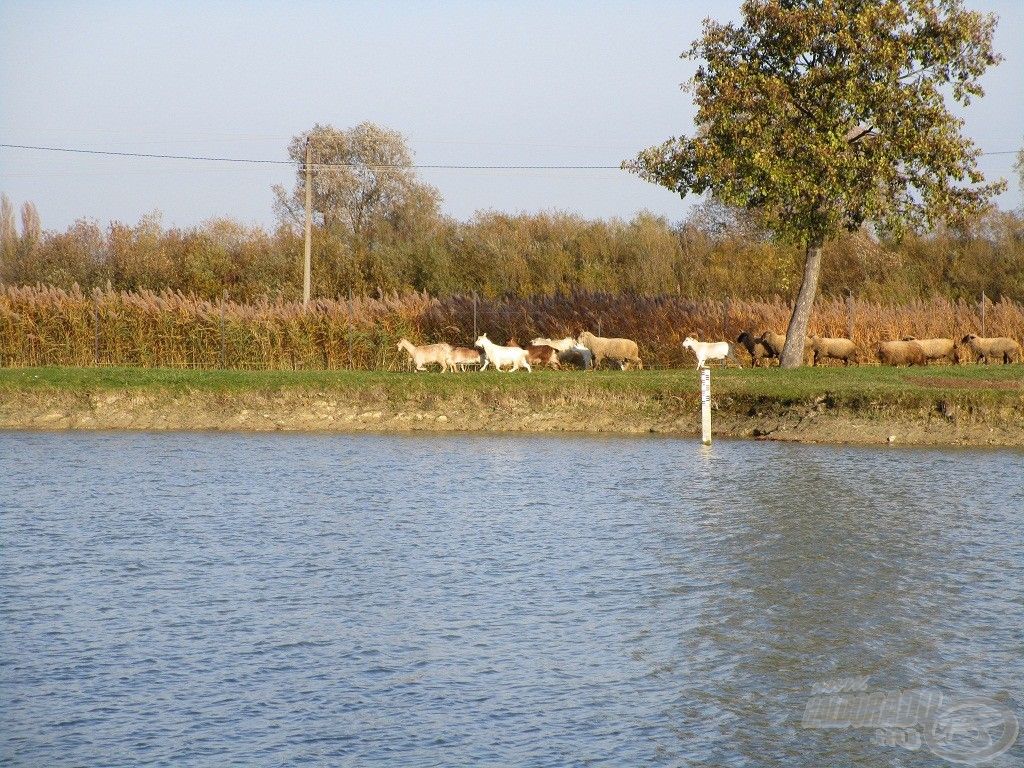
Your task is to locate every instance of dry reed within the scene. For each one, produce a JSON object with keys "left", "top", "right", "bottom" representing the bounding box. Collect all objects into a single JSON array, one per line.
[{"left": 1, "top": 284, "right": 1021, "bottom": 370}]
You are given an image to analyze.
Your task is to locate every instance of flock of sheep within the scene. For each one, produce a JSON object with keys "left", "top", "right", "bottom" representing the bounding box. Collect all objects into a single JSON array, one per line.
[
  {"left": 396, "top": 332, "right": 640, "bottom": 372},
  {"left": 731, "top": 330, "right": 1021, "bottom": 368},
  {"left": 396, "top": 329, "right": 1021, "bottom": 372}
]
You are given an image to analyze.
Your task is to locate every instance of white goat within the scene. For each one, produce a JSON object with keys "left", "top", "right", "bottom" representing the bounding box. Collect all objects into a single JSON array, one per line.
[
  {"left": 475, "top": 334, "right": 532, "bottom": 372},
  {"left": 682, "top": 336, "right": 737, "bottom": 369},
  {"left": 397, "top": 338, "right": 453, "bottom": 372}
]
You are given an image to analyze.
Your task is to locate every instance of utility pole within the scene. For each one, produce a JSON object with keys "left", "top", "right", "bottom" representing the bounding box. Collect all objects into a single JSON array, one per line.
[{"left": 303, "top": 137, "right": 313, "bottom": 307}]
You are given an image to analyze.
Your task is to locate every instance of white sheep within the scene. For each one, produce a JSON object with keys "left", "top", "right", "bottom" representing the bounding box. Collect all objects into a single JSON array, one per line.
[
  {"left": 902, "top": 337, "right": 956, "bottom": 364},
  {"left": 960, "top": 334, "right": 1021, "bottom": 365}
]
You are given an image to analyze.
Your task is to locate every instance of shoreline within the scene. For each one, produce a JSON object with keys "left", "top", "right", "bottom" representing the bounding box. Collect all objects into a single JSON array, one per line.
[{"left": 2, "top": 367, "right": 1023, "bottom": 447}]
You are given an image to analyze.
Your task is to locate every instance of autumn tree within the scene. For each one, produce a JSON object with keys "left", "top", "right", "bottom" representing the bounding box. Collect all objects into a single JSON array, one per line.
[
  {"left": 627, "top": 0, "right": 1005, "bottom": 366},
  {"left": 273, "top": 122, "right": 441, "bottom": 292}
]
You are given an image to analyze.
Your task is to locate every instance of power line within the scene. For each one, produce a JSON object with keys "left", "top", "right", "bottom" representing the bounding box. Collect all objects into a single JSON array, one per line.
[
  {"left": 1, "top": 143, "right": 294, "bottom": 165},
  {"left": 0, "top": 143, "right": 622, "bottom": 169},
  {"left": 0, "top": 142, "right": 1017, "bottom": 171}
]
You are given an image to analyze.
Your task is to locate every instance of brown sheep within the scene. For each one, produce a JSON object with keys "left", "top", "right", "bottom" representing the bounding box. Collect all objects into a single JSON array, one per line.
[
  {"left": 525, "top": 344, "right": 561, "bottom": 369},
  {"left": 877, "top": 340, "right": 926, "bottom": 366},
  {"left": 960, "top": 335, "right": 1021, "bottom": 365},
  {"left": 736, "top": 331, "right": 769, "bottom": 366},
  {"left": 808, "top": 336, "right": 857, "bottom": 366},
  {"left": 902, "top": 337, "right": 956, "bottom": 364},
  {"left": 450, "top": 346, "right": 483, "bottom": 371},
  {"left": 577, "top": 331, "right": 642, "bottom": 370},
  {"left": 758, "top": 331, "right": 787, "bottom": 362}
]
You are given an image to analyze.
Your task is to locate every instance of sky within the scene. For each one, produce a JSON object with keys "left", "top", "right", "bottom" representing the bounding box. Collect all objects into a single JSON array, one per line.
[{"left": 1, "top": 0, "right": 1022, "bottom": 232}]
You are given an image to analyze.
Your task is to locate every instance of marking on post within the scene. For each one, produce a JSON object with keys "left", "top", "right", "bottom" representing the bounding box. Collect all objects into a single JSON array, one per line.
[{"left": 701, "top": 366, "right": 712, "bottom": 446}]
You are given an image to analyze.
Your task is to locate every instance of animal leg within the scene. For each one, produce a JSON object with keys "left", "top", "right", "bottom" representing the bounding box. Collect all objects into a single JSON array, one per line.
[{"left": 480, "top": 358, "right": 489, "bottom": 371}]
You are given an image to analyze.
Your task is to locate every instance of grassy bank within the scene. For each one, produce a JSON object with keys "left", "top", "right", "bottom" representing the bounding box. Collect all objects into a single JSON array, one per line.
[{"left": 1, "top": 365, "right": 1022, "bottom": 446}]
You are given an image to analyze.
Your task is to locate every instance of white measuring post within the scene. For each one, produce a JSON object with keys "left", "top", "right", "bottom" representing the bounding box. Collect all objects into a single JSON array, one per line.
[{"left": 701, "top": 366, "right": 712, "bottom": 445}]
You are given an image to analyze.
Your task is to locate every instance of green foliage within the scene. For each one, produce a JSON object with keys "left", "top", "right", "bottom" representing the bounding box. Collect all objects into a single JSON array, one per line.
[{"left": 627, "top": 0, "right": 1006, "bottom": 241}]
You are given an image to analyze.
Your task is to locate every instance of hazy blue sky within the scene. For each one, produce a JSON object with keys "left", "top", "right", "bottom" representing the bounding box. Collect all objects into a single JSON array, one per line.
[{"left": 1, "top": 0, "right": 1021, "bottom": 231}]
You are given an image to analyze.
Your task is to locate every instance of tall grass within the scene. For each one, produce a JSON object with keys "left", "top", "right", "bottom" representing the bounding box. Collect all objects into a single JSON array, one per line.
[{"left": 1, "top": 284, "right": 1021, "bottom": 370}]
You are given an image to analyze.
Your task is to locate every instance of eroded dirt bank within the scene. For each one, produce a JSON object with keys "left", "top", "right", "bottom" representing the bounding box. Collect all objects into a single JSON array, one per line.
[{"left": 2, "top": 388, "right": 1022, "bottom": 447}]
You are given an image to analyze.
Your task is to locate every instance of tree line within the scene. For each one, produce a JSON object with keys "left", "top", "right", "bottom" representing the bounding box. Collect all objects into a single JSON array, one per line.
[{"left": 2, "top": 193, "right": 1022, "bottom": 305}]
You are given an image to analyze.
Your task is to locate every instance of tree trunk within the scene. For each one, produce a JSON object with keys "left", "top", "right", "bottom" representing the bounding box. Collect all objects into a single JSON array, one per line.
[{"left": 780, "top": 239, "right": 823, "bottom": 368}]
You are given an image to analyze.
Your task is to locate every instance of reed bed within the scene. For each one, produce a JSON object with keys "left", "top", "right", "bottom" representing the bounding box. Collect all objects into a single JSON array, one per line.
[{"left": 1, "top": 284, "right": 1021, "bottom": 370}]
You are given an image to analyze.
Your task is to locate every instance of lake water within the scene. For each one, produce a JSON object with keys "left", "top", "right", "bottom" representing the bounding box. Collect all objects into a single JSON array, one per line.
[{"left": 1, "top": 432, "right": 1021, "bottom": 766}]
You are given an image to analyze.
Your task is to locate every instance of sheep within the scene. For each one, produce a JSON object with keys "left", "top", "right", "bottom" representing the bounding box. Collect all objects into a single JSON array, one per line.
[
  {"left": 525, "top": 344, "right": 561, "bottom": 369},
  {"left": 557, "top": 344, "right": 594, "bottom": 370},
  {"left": 877, "top": 339, "right": 926, "bottom": 367},
  {"left": 808, "top": 336, "right": 857, "bottom": 366},
  {"left": 450, "top": 346, "right": 483, "bottom": 371},
  {"left": 530, "top": 336, "right": 576, "bottom": 352},
  {"left": 960, "top": 334, "right": 1021, "bottom": 365},
  {"left": 577, "top": 331, "right": 642, "bottom": 370},
  {"left": 682, "top": 336, "right": 738, "bottom": 369},
  {"left": 397, "top": 339, "right": 454, "bottom": 372},
  {"left": 901, "top": 336, "right": 956, "bottom": 364},
  {"left": 736, "top": 331, "right": 770, "bottom": 366},
  {"left": 759, "top": 331, "right": 787, "bottom": 362}
]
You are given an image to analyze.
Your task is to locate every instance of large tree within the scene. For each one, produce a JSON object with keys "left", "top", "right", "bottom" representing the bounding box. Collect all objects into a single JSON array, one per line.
[
  {"left": 273, "top": 122, "right": 441, "bottom": 288},
  {"left": 627, "top": 0, "right": 1005, "bottom": 366}
]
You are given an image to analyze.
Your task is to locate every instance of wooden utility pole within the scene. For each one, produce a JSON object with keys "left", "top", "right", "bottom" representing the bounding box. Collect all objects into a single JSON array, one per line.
[
  {"left": 93, "top": 296, "right": 100, "bottom": 366},
  {"left": 303, "top": 138, "right": 313, "bottom": 307}
]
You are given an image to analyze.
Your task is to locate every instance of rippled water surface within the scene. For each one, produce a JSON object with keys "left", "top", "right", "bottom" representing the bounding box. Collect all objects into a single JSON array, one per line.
[{"left": 1, "top": 432, "right": 1022, "bottom": 766}]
